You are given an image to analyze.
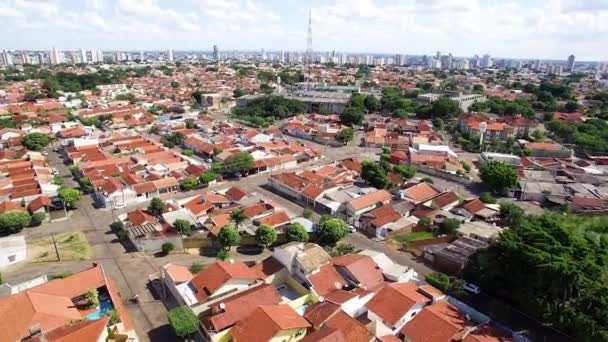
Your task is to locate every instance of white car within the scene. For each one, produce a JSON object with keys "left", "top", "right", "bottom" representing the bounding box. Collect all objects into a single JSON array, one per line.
[
  {"left": 348, "top": 225, "right": 357, "bottom": 233},
  {"left": 51, "top": 168, "right": 59, "bottom": 176},
  {"left": 463, "top": 282, "right": 481, "bottom": 295}
]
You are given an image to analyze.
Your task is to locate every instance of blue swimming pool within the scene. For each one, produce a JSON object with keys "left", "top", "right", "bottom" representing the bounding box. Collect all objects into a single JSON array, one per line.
[
  {"left": 85, "top": 299, "right": 113, "bottom": 320},
  {"left": 295, "top": 304, "right": 309, "bottom": 316}
]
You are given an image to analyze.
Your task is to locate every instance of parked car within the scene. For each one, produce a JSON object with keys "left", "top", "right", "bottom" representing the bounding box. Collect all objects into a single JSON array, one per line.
[
  {"left": 348, "top": 225, "right": 357, "bottom": 233},
  {"left": 51, "top": 168, "right": 59, "bottom": 176},
  {"left": 463, "top": 282, "right": 481, "bottom": 295},
  {"left": 41, "top": 151, "right": 48, "bottom": 156}
]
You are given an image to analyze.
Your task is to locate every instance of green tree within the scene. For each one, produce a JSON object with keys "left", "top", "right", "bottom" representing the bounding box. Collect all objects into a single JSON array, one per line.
[
  {"left": 438, "top": 218, "right": 460, "bottom": 235},
  {"left": 318, "top": 218, "right": 348, "bottom": 246},
  {"left": 0, "top": 211, "right": 31, "bottom": 233},
  {"left": 21, "top": 133, "right": 50, "bottom": 151},
  {"left": 285, "top": 223, "right": 309, "bottom": 242},
  {"left": 179, "top": 177, "right": 198, "bottom": 191},
  {"left": 86, "top": 288, "right": 99, "bottom": 309},
  {"left": 53, "top": 176, "right": 65, "bottom": 187},
  {"left": 218, "top": 225, "right": 240, "bottom": 250},
  {"left": 479, "top": 192, "right": 496, "bottom": 204},
  {"left": 364, "top": 95, "right": 381, "bottom": 112},
  {"left": 58, "top": 188, "right": 81, "bottom": 209},
  {"left": 216, "top": 249, "right": 229, "bottom": 261},
  {"left": 340, "top": 108, "right": 364, "bottom": 126},
  {"left": 233, "top": 88, "right": 245, "bottom": 98},
  {"left": 361, "top": 161, "right": 390, "bottom": 189},
  {"left": 148, "top": 125, "right": 160, "bottom": 135},
  {"left": 173, "top": 219, "right": 192, "bottom": 236},
  {"left": 230, "top": 209, "right": 247, "bottom": 229},
  {"left": 393, "top": 165, "right": 416, "bottom": 179},
  {"left": 223, "top": 151, "right": 254, "bottom": 174},
  {"left": 148, "top": 197, "right": 165, "bottom": 216},
  {"left": 334, "top": 242, "right": 356, "bottom": 256},
  {"left": 182, "top": 149, "right": 193, "bottom": 157},
  {"left": 30, "top": 212, "right": 46, "bottom": 226},
  {"left": 302, "top": 208, "right": 313, "bottom": 219},
  {"left": 185, "top": 118, "right": 196, "bottom": 129},
  {"left": 189, "top": 262, "right": 204, "bottom": 274},
  {"left": 336, "top": 127, "right": 354, "bottom": 142},
  {"left": 213, "top": 147, "right": 223, "bottom": 155},
  {"left": 479, "top": 161, "right": 518, "bottom": 194},
  {"left": 425, "top": 272, "right": 449, "bottom": 292},
  {"left": 199, "top": 172, "right": 217, "bottom": 185},
  {"left": 429, "top": 96, "right": 461, "bottom": 118},
  {"left": 255, "top": 224, "right": 277, "bottom": 248},
  {"left": 564, "top": 100, "right": 579, "bottom": 112},
  {"left": 417, "top": 217, "right": 432, "bottom": 230},
  {"left": 161, "top": 242, "right": 175, "bottom": 255},
  {"left": 421, "top": 177, "right": 434, "bottom": 184},
  {"left": 167, "top": 306, "right": 199, "bottom": 338},
  {"left": 170, "top": 80, "right": 179, "bottom": 88},
  {"left": 499, "top": 202, "right": 525, "bottom": 228}
]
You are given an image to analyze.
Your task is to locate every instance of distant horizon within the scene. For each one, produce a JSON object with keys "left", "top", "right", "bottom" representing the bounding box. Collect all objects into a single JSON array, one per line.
[
  {"left": 2, "top": 48, "right": 604, "bottom": 64},
  {"left": 1, "top": 1, "right": 607, "bottom": 61}
]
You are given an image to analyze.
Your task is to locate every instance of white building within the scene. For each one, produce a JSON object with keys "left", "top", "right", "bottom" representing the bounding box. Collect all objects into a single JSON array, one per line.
[
  {"left": 0, "top": 51, "right": 13, "bottom": 66},
  {"left": 80, "top": 48, "right": 87, "bottom": 63},
  {"left": 168, "top": 48, "right": 174, "bottom": 62},
  {"left": 0, "top": 235, "right": 26, "bottom": 268},
  {"left": 481, "top": 54, "right": 492, "bottom": 69},
  {"left": 50, "top": 46, "right": 62, "bottom": 64}
]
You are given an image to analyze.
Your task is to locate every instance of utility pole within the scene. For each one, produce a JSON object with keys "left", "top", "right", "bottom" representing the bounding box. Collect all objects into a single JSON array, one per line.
[{"left": 52, "top": 233, "right": 60, "bottom": 261}]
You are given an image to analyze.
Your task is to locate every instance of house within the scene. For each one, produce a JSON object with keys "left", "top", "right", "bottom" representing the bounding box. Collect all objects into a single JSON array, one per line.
[
  {"left": 27, "top": 196, "right": 54, "bottom": 215},
  {"left": 332, "top": 254, "right": 384, "bottom": 290},
  {"left": 426, "top": 191, "right": 460, "bottom": 210},
  {"left": 423, "top": 237, "right": 488, "bottom": 275},
  {"left": 343, "top": 190, "right": 392, "bottom": 223},
  {"left": 456, "top": 221, "right": 505, "bottom": 243},
  {"left": 0, "top": 235, "right": 26, "bottom": 268},
  {"left": 360, "top": 250, "right": 418, "bottom": 282},
  {"left": 453, "top": 198, "right": 499, "bottom": 221},
  {"left": 524, "top": 142, "right": 573, "bottom": 158},
  {"left": 401, "top": 300, "right": 513, "bottom": 342},
  {"left": 182, "top": 193, "right": 230, "bottom": 217},
  {"left": 304, "top": 307, "right": 376, "bottom": 342},
  {"left": 400, "top": 182, "right": 441, "bottom": 205},
  {"left": 254, "top": 211, "right": 290, "bottom": 229},
  {"left": 358, "top": 205, "right": 416, "bottom": 240},
  {"left": 184, "top": 261, "right": 260, "bottom": 310},
  {"left": 230, "top": 304, "right": 311, "bottom": 342},
  {"left": 201, "top": 284, "right": 283, "bottom": 340},
  {"left": 366, "top": 282, "right": 431, "bottom": 335},
  {"left": 0, "top": 263, "right": 134, "bottom": 342},
  {"left": 273, "top": 242, "right": 332, "bottom": 284}
]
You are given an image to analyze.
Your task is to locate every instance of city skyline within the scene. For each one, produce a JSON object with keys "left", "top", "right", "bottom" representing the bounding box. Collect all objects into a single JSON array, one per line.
[{"left": 0, "top": 0, "right": 607, "bottom": 60}]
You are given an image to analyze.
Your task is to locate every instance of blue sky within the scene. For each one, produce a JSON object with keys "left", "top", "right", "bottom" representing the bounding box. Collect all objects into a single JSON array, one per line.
[{"left": 1, "top": 0, "right": 607, "bottom": 60}]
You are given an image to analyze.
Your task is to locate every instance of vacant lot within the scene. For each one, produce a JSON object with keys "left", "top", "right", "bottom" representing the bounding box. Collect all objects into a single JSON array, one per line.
[
  {"left": 392, "top": 231, "right": 434, "bottom": 243},
  {"left": 30, "top": 231, "right": 92, "bottom": 262}
]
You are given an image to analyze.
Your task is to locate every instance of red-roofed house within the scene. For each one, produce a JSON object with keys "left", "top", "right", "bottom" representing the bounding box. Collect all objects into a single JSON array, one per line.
[
  {"left": 230, "top": 304, "right": 311, "bottom": 342},
  {"left": 187, "top": 261, "right": 260, "bottom": 304},
  {"left": 366, "top": 282, "right": 431, "bottom": 334}
]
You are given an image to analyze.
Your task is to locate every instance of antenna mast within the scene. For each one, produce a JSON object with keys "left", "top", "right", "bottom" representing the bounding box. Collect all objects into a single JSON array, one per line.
[{"left": 306, "top": 9, "right": 313, "bottom": 88}]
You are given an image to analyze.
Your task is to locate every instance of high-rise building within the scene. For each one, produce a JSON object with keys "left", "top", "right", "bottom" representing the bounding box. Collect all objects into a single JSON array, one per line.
[
  {"left": 97, "top": 50, "right": 104, "bottom": 62},
  {"left": 481, "top": 54, "right": 492, "bottom": 69},
  {"left": 213, "top": 45, "right": 219, "bottom": 61},
  {"left": 395, "top": 54, "right": 407, "bottom": 66},
  {"left": 566, "top": 54, "right": 575, "bottom": 72},
  {"left": 80, "top": 48, "right": 87, "bottom": 63},
  {"left": 0, "top": 51, "right": 13, "bottom": 66},
  {"left": 90, "top": 49, "right": 97, "bottom": 62},
  {"left": 21, "top": 52, "right": 30, "bottom": 64},
  {"left": 50, "top": 46, "right": 62, "bottom": 65},
  {"left": 168, "top": 48, "right": 174, "bottom": 62}
]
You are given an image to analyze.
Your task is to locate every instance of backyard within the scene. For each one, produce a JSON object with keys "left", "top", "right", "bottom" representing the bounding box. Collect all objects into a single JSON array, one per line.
[{"left": 30, "top": 231, "right": 92, "bottom": 262}]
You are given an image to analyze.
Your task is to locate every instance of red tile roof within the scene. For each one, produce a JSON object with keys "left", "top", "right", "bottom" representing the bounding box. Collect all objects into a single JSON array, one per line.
[
  {"left": 231, "top": 304, "right": 311, "bottom": 342},
  {"left": 401, "top": 300, "right": 468, "bottom": 342},
  {"left": 349, "top": 190, "right": 392, "bottom": 210},
  {"left": 332, "top": 254, "right": 384, "bottom": 290},
  {"left": 256, "top": 211, "right": 290, "bottom": 228},
  {"left": 365, "top": 282, "right": 429, "bottom": 326},
  {"left": 225, "top": 186, "right": 249, "bottom": 201},
  {"left": 207, "top": 284, "right": 282, "bottom": 332},
  {"left": 307, "top": 264, "right": 348, "bottom": 296},
  {"left": 324, "top": 310, "right": 376, "bottom": 342},
  {"left": 189, "top": 261, "right": 259, "bottom": 302}
]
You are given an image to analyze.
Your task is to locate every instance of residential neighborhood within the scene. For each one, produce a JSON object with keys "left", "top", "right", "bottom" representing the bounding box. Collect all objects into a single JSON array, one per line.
[{"left": 1, "top": 8, "right": 608, "bottom": 341}]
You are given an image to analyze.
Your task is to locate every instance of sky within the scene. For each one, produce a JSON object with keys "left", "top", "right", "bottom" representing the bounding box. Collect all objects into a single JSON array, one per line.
[{"left": 0, "top": 0, "right": 607, "bottom": 60}]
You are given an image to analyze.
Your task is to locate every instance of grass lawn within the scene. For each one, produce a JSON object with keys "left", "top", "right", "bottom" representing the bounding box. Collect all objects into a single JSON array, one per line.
[
  {"left": 31, "top": 231, "right": 92, "bottom": 262},
  {"left": 392, "top": 231, "right": 435, "bottom": 243}
]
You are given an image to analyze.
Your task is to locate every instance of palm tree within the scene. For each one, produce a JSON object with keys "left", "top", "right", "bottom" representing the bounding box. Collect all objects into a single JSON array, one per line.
[{"left": 230, "top": 209, "right": 247, "bottom": 230}]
